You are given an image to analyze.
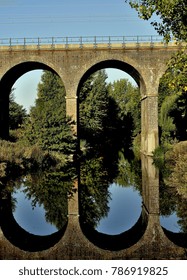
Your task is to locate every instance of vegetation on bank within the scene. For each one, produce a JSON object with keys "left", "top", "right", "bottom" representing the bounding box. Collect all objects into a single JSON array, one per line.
[
  {"left": 0, "top": 139, "right": 67, "bottom": 183},
  {"left": 128, "top": 0, "right": 187, "bottom": 198}
]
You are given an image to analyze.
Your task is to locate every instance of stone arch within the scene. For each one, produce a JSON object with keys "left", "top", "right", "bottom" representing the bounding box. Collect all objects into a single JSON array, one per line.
[
  {"left": 76, "top": 59, "right": 147, "bottom": 249},
  {"left": 0, "top": 61, "right": 64, "bottom": 139},
  {"left": 76, "top": 58, "right": 146, "bottom": 136},
  {"left": 77, "top": 59, "right": 146, "bottom": 96}
]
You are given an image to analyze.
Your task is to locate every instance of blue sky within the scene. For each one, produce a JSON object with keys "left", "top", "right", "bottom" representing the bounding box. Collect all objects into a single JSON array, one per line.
[
  {"left": 0, "top": 0, "right": 158, "bottom": 38},
  {"left": 0, "top": 0, "right": 159, "bottom": 111}
]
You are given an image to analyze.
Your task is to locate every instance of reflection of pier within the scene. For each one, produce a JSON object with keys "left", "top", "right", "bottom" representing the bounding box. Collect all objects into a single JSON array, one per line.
[{"left": 0, "top": 156, "right": 186, "bottom": 259}]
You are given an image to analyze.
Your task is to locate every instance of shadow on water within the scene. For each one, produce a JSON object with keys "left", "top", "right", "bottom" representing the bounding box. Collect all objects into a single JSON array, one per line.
[{"left": 0, "top": 194, "right": 67, "bottom": 252}]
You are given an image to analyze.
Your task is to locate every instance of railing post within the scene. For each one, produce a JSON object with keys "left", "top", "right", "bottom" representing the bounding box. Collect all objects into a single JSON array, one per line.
[
  {"left": 94, "top": 36, "right": 97, "bottom": 49},
  {"left": 65, "top": 37, "right": 68, "bottom": 49},
  {"left": 37, "top": 37, "right": 40, "bottom": 49},
  {"left": 9, "top": 38, "right": 12, "bottom": 50},
  {"left": 122, "top": 36, "right": 126, "bottom": 49},
  {"left": 108, "top": 36, "right": 111, "bottom": 48},
  {"left": 150, "top": 35, "right": 154, "bottom": 48},
  {"left": 23, "top": 38, "right": 26, "bottom": 50},
  {"left": 79, "top": 36, "right": 83, "bottom": 48},
  {"left": 51, "top": 37, "right": 54, "bottom": 49},
  {"left": 136, "top": 35, "right": 140, "bottom": 48}
]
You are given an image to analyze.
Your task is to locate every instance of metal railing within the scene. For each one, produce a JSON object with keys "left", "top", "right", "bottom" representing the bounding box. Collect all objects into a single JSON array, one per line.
[{"left": 0, "top": 35, "right": 166, "bottom": 49}]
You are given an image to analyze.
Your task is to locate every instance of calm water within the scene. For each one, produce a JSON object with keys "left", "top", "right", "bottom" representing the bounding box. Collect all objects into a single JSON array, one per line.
[
  {"left": 12, "top": 185, "right": 58, "bottom": 236},
  {"left": 160, "top": 213, "right": 181, "bottom": 233},
  {"left": 1, "top": 151, "right": 184, "bottom": 237},
  {"left": 10, "top": 173, "right": 185, "bottom": 236},
  {"left": 96, "top": 183, "right": 142, "bottom": 234}
]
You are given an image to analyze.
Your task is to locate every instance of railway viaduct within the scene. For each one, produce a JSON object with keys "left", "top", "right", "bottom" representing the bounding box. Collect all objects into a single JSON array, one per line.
[{"left": 0, "top": 37, "right": 186, "bottom": 259}]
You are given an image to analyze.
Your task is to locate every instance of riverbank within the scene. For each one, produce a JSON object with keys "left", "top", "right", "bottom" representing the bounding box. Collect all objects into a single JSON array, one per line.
[
  {"left": 153, "top": 141, "right": 187, "bottom": 199},
  {"left": 0, "top": 139, "right": 67, "bottom": 185}
]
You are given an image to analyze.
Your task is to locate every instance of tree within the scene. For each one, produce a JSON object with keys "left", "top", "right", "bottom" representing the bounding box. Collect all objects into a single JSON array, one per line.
[
  {"left": 79, "top": 70, "right": 109, "bottom": 142},
  {"left": 126, "top": 1, "right": 187, "bottom": 145},
  {"left": 125, "top": 0, "right": 187, "bottom": 41},
  {"left": 158, "top": 51, "right": 187, "bottom": 144},
  {"left": 24, "top": 71, "right": 75, "bottom": 154},
  {"left": 108, "top": 78, "right": 140, "bottom": 136},
  {"left": 9, "top": 90, "right": 27, "bottom": 130}
]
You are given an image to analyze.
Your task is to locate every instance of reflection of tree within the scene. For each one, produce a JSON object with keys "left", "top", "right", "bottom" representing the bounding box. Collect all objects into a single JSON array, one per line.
[
  {"left": 115, "top": 150, "right": 141, "bottom": 191},
  {"left": 176, "top": 196, "right": 187, "bottom": 233},
  {"left": 159, "top": 182, "right": 177, "bottom": 217},
  {"left": 79, "top": 146, "right": 143, "bottom": 230},
  {"left": 158, "top": 150, "right": 187, "bottom": 233},
  {"left": 159, "top": 177, "right": 187, "bottom": 233},
  {"left": 14, "top": 164, "right": 76, "bottom": 230},
  {"left": 79, "top": 156, "right": 110, "bottom": 229}
]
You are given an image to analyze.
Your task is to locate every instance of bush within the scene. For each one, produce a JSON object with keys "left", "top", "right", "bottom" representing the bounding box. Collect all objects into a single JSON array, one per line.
[
  {"left": 164, "top": 141, "right": 187, "bottom": 198},
  {"left": 0, "top": 140, "right": 67, "bottom": 181}
]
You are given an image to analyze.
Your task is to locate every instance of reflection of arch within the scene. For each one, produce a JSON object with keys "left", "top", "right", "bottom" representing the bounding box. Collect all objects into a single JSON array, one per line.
[
  {"left": 80, "top": 212, "right": 147, "bottom": 251},
  {"left": 162, "top": 227, "right": 187, "bottom": 248},
  {"left": 0, "top": 61, "right": 62, "bottom": 139},
  {"left": 0, "top": 195, "right": 67, "bottom": 252}
]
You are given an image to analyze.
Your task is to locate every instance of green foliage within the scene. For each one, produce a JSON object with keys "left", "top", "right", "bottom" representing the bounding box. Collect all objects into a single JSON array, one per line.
[
  {"left": 153, "top": 144, "right": 172, "bottom": 173},
  {"left": 165, "top": 51, "right": 187, "bottom": 95},
  {"left": 79, "top": 156, "right": 110, "bottom": 228},
  {"left": 79, "top": 70, "right": 140, "bottom": 158},
  {"left": 108, "top": 78, "right": 140, "bottom": 136},
  {"left": 0, "top": 139, "right": 67, "bottom": 185},
  {"left": 126, "top": 0, "right": 187, "bottom": 41},
  {"left": 115, "top": 150, "right": 141, "bottom": 191},
  {"left": 164, "top": 141, "right": 187, "bottom": 198},
  {"left": 159, "top": 94, "right": 177, "bottom": 143},
  {"left": 19, "top": 169, "right": 75, "bottom": 229},
  {"left": 158, "top": 52, "right": 187, "bottom": 144},
  {"left": 132, "top": 133, "right": 141, "bottom": 159},
  {"left": 9, "top": 90, "right": 27, "bottom": 131},
  {"left": 22, "top": 71, "right": 76, "bottom": 154},
  {"left": 79, "top": 70, "right": 109, "bottom": 140}
]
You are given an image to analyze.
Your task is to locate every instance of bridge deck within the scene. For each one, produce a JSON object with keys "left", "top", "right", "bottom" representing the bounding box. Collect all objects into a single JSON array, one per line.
[{"left": 0, "top": 41, "right": 185, "bottom": 51}]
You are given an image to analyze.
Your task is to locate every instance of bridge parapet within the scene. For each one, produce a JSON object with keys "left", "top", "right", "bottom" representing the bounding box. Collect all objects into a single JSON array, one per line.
[{"left": 0, "top": 35, "right": 184, "bottom": 51}]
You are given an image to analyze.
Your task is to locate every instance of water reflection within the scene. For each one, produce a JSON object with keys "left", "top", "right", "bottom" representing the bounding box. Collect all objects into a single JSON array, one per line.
[
  {"left": 0, "top": 165, "right": 76, "bottom": 251},
  {"left": 96, "top": 183, "right": 142, "bottom": 235},
  {"left": 1, "top": 146, "right": 187, "bottom": 251},
  {"left": 79, "top": 149, "right": 143, "bottom": 238},
  {"left": 160, "top": 184, "right": 187, "bottom": 233},
  {"left": 12, "top": 185, "right": 58, "bottom": 236},
  {"left": 160, "top": 212, "right": 180, "bottom": 233},
  {"left": 10, "top": 171, "right": 74, "bottom": 235}
]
